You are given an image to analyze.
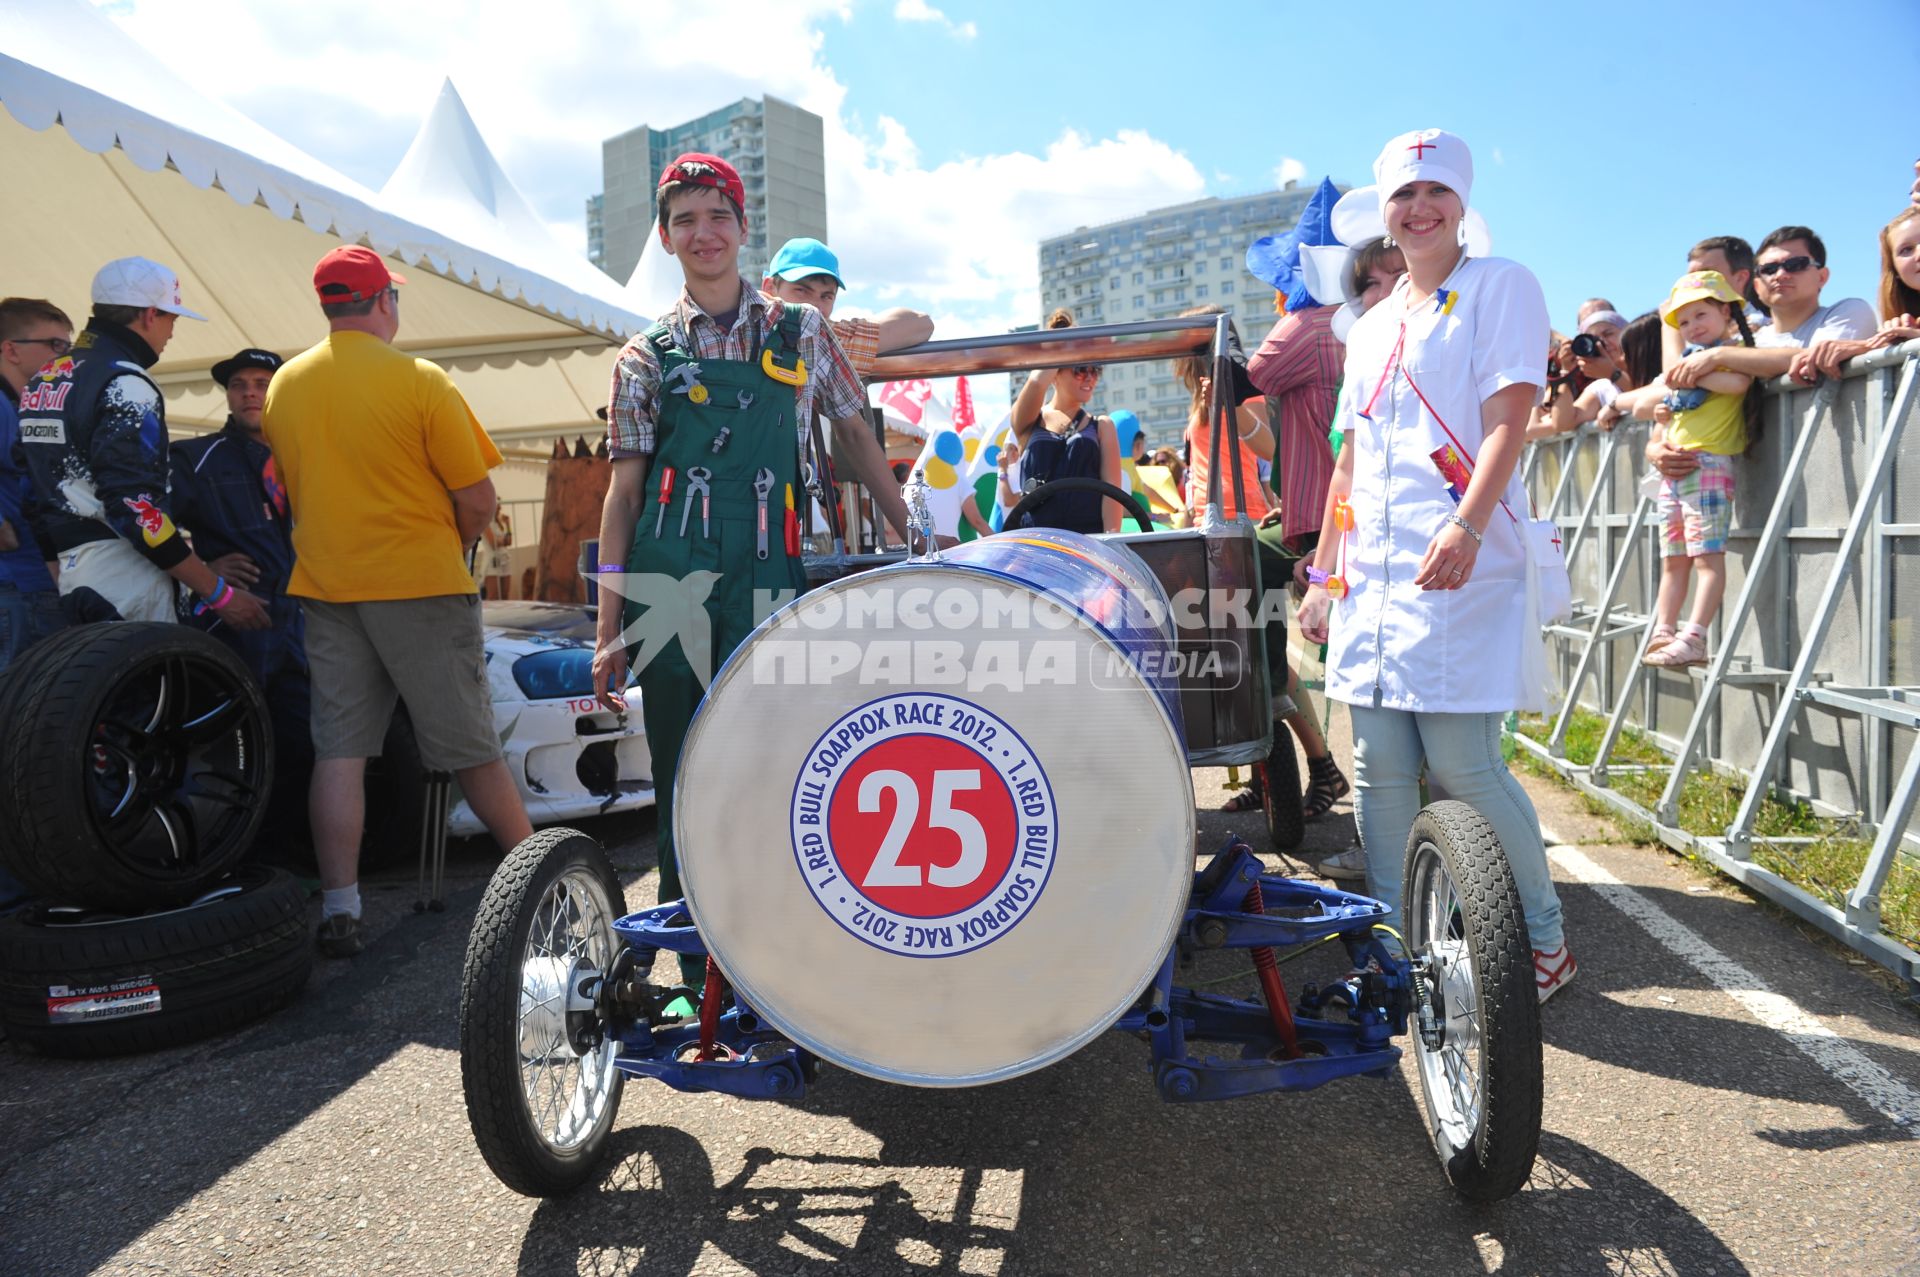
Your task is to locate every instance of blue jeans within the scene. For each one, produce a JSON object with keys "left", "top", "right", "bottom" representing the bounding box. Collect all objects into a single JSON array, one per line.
[{"left": 1348, "top": 705, "right": 1565, "bottom": 949}]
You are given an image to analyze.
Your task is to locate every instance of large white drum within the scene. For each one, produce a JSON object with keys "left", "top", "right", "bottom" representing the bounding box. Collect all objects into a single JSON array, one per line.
[{"left": 675, "top": 531, "right": 1196, "bottom": 1086}]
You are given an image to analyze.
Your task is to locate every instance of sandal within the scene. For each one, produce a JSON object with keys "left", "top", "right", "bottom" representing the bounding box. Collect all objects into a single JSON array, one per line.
[
  {"left": 1644, "top": 624, "right": 1676, "bottom": 656},
  {"left": 1303, "top": 755, "right": 1350, "bottom": 820},
  {"left": 1644, "top": 630, "right": 1708, "bottom": 668},
  {"left": 1222, "top": 770, "right": 1265, "bottom": 812}
]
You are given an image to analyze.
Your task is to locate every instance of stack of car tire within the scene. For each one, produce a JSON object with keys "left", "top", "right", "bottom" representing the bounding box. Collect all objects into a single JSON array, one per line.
[{"left": 0, "top": 623, "right": 310, "bottom": 1056}]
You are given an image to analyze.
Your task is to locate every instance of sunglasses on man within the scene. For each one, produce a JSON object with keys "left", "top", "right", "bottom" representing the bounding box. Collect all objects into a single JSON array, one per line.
[
  {"left": 1067, "top": 364, "right": 1101, "bottom": 378},
  {"left": 1756, "top": 255, "right": 1817, "bottom": 278}
]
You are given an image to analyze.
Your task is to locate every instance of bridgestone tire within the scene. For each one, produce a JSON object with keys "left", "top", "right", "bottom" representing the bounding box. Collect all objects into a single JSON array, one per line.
[
  {"left": 1403, "top": 801, "right": 1543, "bottom": 1202},
  {"left": 461, "top": 828, "right": 627, "bottom": 1197},
  {"left": 0, "top": 622, "right": 274, "bottom": 911},
  {"left": 1260, "top": 727, "right": 1305, "bottom": 851},
  {"left": 0, "top": 866, "right": 312, "bottom": 1057}
]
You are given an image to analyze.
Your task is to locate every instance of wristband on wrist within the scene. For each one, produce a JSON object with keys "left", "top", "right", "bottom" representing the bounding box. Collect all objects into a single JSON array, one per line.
[
  {"left": 1444, "top": 512, "right": 1484, "bottom": 545},
  {"left": 597, "top": 563, "right": 626, "bottom": 574},
  {"left": 1305, "top": 566, "right": 1330, "bottom": 586}
]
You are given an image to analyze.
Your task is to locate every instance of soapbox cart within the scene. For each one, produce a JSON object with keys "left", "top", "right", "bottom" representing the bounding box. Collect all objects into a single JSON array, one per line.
[{"left": 456, "top": 317, "right": 1545, "bottom": 1204}]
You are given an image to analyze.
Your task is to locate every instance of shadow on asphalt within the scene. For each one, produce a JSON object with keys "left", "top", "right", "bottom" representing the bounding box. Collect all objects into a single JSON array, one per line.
[
  {"left": 515, "top": 1122, "right": 1750, "bottom": 1276},
  {"left": 1542, "top": 879, "right": 1920, "bottom": 1140}
]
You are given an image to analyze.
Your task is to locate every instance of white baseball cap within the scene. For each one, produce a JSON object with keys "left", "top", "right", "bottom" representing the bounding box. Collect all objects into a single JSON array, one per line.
[{"left": 90, "top": 257, "right": 208, "bottom": 321}]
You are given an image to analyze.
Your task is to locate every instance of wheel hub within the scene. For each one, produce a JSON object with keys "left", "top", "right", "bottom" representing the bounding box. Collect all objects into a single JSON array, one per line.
[{"left": 518, "top": 956, "right": 605, "bottom": 1062}]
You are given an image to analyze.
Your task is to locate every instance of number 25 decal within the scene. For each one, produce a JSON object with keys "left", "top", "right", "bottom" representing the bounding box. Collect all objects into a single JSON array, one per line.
[{"left": 856, "top": 769, "right": 987, "bottom": 889}]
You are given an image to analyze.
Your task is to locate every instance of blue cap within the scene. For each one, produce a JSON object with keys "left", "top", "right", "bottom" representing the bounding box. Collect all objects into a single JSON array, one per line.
[{"left": 766, "top": 237, "right": 845, "bottom": 289}]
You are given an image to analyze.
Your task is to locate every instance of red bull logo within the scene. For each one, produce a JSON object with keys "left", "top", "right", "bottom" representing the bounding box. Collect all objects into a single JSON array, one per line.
[
  {"left": 34, "top": 356, "right": 74, "bottom": 383},
  {"left": 122, "top": 494, "right": 176, "bottom": 548}
]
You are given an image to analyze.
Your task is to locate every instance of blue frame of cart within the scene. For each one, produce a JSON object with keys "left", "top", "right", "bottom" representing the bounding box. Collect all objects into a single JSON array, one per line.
[{"left": 607, "top": 838, "right": 1414, "bottom": 1102}]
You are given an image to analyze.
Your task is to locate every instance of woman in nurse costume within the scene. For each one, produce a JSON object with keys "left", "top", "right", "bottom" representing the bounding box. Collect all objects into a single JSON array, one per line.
[{"left": 1295, "top": 128, "right": 1575, "bottom": 1004}]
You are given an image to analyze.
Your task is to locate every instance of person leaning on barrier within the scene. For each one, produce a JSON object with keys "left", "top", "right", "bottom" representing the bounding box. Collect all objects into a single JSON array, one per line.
[
  {"left": 1788, "top": 208, "right": 1920, "bottom": 379},
  {"left": 1589, "top": 312, "right": 1668, "bottom": 433},
  {"left": 0, "top": 297, "right": 72, "bottom": 668},
  {"left": 1662, "top": 236, "right": 1767, "bottom": 373},
  {"left": 263, "top": 246, "right": 533, "bottom": 959},
  {"left": 761, "top": 236, "right": 933, "bottom": 379},
  {"left": 1652, "top": 226, "right": 1877, "bottom": 480}
]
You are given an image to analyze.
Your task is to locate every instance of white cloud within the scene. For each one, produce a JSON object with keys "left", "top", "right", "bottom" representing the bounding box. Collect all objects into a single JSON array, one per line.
[
  {"left": 1492, "top": 147, "right": 1507, "bottom": 166},
  {"left": 89, "top": 0, "right": 1200, "bottom": 337},
  {"left": 894, "top": 0, "right": 977, "bottom": 39},
  {"left": 1273, "top": 157, "right": 1307, "bottom": 187}
]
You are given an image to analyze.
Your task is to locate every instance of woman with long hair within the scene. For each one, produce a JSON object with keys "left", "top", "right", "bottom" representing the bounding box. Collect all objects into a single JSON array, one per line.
[{"left": 1296, "top": 128, "right": 1573, "bottom": 1003}]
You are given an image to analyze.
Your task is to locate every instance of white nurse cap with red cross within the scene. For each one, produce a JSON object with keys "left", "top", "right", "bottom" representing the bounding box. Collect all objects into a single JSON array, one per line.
[{"left": 1372, "top": 128, "right": 1474, "bottom": 210}]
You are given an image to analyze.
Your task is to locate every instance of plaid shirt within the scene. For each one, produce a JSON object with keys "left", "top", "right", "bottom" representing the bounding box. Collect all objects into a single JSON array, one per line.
[
  {"left": 606, "top": 276, "right": 867, "bottom": 458},
  {"left": 831, "top": 317, "right": 881, "bottom": 379},
  {"left": 1247, "top": 305, "right": 1342, "bottom": 542}
]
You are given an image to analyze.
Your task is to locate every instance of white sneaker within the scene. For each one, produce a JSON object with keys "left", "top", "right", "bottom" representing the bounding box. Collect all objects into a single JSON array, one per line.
[
  {"left": 1312, "top": 847, "right": 1368, "bottom": 883},
  {"left": 1534, "top": 945, "right": 1577, "bottom": 1003}
]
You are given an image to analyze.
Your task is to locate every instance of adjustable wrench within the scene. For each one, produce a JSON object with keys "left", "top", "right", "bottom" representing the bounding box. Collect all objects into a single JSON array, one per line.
[{"left": 753, "top": 467, "right": 775, "bottom": 560}]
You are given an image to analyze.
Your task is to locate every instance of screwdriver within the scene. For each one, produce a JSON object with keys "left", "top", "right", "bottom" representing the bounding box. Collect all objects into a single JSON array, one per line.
[
  {"left": 653, "top": 465, "right": 675, "bottom": 537},
  {"left": 784, "top": 483, "right": 800, "bottom": 556}
]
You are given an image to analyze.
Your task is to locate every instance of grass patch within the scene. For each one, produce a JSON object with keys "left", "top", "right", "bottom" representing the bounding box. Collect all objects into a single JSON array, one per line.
[{"left": 1508, "top": 711, "right": 1920, "bottom": 953}]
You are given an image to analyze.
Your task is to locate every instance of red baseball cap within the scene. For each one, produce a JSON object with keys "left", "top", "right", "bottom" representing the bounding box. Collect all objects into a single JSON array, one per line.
[
  {"left": 657, "top": 152, "right": 745, "bottom": 215},
  {"left": 313, "top": 245, "right": 407, "bottom": 304}
]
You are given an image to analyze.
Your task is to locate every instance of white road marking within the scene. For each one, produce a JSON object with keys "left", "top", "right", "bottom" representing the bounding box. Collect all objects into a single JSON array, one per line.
[{"left": 1544, "top": 834, "right": 1920, "bottom": 1133}]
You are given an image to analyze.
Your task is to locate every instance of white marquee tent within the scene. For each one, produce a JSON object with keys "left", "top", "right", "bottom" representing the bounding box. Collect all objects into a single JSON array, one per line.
[{"left": 0, "top": 0, "right": 648, "bottom": 456}]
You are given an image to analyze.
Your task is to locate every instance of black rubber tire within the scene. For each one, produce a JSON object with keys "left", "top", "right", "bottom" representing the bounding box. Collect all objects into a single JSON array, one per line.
[
  {"left": 1402, "top": 800, "right": 1543, "bottom": 1202},
  {"left": 0, "top": 865, "right": 311, "bottom": 1057},
  {"left": 0, "top": 622, "right": 274, "bottom": 911},
  {"left": 1259, "top": 726, "right": 1305, "bottom": 851},
  {"left": 460, "top": 828, "right": 627, "bottom": 1197}
]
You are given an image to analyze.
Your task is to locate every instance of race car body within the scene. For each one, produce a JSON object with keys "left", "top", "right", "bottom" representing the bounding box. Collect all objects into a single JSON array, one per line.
[{"left": 461, "top": 600, "right": 653, "bottom": 836}]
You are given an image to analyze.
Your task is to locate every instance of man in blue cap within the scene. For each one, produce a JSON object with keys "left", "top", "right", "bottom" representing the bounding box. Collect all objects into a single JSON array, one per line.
[{"left": 761, "top": 237, "right": 933, "bottom": 377}]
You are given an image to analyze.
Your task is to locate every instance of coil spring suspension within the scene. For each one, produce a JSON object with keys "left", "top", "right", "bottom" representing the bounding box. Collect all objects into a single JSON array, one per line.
[{"left": 1243, "top": 881, "right": 1301, "bottom": 1059}]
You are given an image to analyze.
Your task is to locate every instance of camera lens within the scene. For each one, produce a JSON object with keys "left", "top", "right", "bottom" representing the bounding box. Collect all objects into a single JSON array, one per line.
[{"left": 1570, "top": 333, "right": 1603, "bottom": 357}]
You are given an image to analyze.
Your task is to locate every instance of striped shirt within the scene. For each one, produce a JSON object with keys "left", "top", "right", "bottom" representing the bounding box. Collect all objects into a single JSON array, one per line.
[
  {"left": 1247, "top": 305, "right": 1342, "bottom": 542},
  {"left": 606, "top": 276, "right": 866, "bottom": 458}
]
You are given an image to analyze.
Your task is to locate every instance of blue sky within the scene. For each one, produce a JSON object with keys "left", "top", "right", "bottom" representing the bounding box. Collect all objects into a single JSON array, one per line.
[
  {"left": 815, "top": 0, "right": 1920, "bottom": 328},
  {"left": 94, "top": 0, "right": 1920, "bottom": 339}
]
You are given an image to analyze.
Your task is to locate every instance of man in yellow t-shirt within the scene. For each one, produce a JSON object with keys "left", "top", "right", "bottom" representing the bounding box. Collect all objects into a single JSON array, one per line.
[{"left": 262, "top": 245, "right": 531, "bottom": 958}]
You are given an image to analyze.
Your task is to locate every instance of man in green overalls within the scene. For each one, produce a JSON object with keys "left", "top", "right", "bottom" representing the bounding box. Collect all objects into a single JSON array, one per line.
[{"left": 591, "top": 153, "right": 916, "bottom": 1004}]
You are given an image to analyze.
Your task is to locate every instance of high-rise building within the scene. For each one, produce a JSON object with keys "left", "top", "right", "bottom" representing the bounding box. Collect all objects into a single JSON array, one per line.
[
  {"left": 588, "top": 95, "right": 829, "bottom": 286},
  {"left": 585, "top": 193, "right": 605, "bottom": 273},
  {"left": 1035, "top": 184, "right": 1332, "bottom": 449}
]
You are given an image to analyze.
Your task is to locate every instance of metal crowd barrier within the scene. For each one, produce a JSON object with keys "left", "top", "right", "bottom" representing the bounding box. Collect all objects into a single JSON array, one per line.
[{"left": 1517, "top": 342, "right": 1920, "bottom": 995}]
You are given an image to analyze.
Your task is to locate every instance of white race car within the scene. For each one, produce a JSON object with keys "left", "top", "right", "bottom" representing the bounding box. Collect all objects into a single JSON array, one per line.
[{"left": 367, "top": 601, "right": 654, "bottom": 847}]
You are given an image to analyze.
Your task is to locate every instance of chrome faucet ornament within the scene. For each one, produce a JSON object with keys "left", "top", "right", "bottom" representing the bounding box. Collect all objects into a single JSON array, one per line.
[{"left": 905, "top": 466, "right": 937, "bottom": 560}]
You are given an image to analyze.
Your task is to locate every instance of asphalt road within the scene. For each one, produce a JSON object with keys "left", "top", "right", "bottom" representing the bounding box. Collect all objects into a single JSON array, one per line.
[{"left": 3, "top": 714, "right": 1918, "bottom": 1277}]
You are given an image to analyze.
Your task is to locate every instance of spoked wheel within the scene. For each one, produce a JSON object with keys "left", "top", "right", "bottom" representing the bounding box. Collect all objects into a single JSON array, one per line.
[
  {"left": 461, "top": 828, "right": 629, "bottom": 1196},
  {"left": 1258, "top": 724, "right": 1304, "bottom": 851},
  {"left": 0, "top": 623, "right": 273, "bottom": 910},
  {"left": 1402, "top": 801, "right": 1542, "bottom": 1202}
]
